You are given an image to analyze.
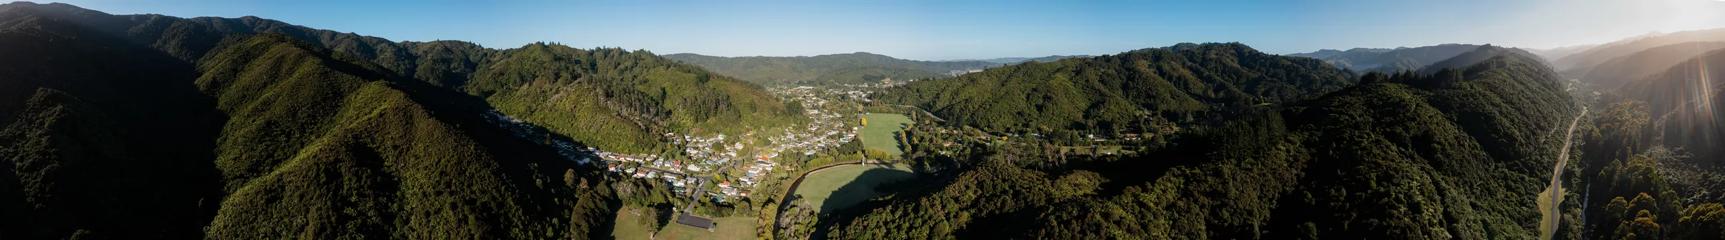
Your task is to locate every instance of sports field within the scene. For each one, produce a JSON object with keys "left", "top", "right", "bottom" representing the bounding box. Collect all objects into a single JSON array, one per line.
[
  {"left": 792, "top": 164, "right": 914, "bottom": 213},
  {"left": 860, "top": 113, "right": 913, "bottom": 156},
  {"left": 611, "top": 206, "right": 757, "bottom": 240}
]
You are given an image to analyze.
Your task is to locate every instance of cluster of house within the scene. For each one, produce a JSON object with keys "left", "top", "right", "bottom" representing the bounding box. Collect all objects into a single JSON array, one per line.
[
  {"left": 721, "top": 155, "right": 777, "bottom": 198},
  {"left": 672, "top": 133, "right": 741, "bottom": 171},
  {"left": 770, "top": 87, "right": 860, "bottom": 157},
  {"left": 487, "top": 85, "right": 887, "bottom": 204},
  {"left": 599, "top": 151, "right": 703, "bottom": 193}
]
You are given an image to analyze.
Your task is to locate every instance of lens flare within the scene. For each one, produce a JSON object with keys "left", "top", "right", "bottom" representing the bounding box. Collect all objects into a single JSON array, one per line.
[{"left": 1698, "top": 51, "right": 1712, "bottom": 116}]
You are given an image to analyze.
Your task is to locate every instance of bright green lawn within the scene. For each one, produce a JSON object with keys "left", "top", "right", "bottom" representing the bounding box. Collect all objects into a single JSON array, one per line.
[
  {"left": 611, "top": 206, "right": 758, "bottom": 240},
  {"left": 792, "top": 164, "right": 914, "bottom": 213},
  {"left": 861, "top": 113, "right": 913, "bottom": 156}
]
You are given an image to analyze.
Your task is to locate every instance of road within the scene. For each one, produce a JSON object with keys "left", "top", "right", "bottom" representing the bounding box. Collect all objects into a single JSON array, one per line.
[
  {"left": 885, "top": 104, "right": 945, "bottom": 122},
  {"left": 1539, "top": 106, "right": 1586, "bottom": 240}
]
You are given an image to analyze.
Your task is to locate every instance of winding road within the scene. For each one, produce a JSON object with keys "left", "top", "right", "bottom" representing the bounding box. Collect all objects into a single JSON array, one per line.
[{"left": 1539, "top": 106, "right": 1587, "bottom": 240}]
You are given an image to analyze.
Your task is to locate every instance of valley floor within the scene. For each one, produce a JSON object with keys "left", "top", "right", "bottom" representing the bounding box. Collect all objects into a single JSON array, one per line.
[{"left": 1539, "top": 106, "right": 1587, "bottom": 240}]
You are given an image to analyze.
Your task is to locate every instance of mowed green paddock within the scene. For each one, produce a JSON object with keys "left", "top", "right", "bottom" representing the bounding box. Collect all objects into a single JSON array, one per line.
[
  {"left": 859, "top": 113, "right": 913, "bottom": 156},
  {"left": 791, "top": 113, "right": 917, "bottom": 213},
  {"left": 610, "top": 206, "right": 756, "bottom": 240},
  {"left": 793, "top": 164, "right": 914, "bottom": 213}
]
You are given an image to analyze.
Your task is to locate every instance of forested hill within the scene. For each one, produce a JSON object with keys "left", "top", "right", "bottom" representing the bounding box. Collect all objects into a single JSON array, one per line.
[
  {"left": 0, "top": 2, "right": 799, "bottom": 154},
  {"left": 831, "top": 43, "right": 1581, "bottom": 239},
  {"left": 1568, "top": 47, "right": 1725, "bottom": 240},
  {"left": 1415, "top": 45, "right": 1545, "bottom": 75},
  {"left": 878, "top": 42, "right": 1356, "bottom": 136},
  {"left": 1289, "top": 44, "right": 1482, "bottom": 73},
  {"left": 0, "top": 14, "right": 224, "bottom": 238},
  {"left": 0, "top": 5, "right": 620, "bottom": 239},
  {"left": 663, "top": 52, "right": 1000, "bottom": 85}
]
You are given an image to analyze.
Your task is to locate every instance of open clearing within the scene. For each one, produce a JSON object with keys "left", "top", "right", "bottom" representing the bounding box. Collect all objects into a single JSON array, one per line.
[
  {"left": 861, "top": 113, "right": 913, "bottom": 156},
  {"left": 611, "top": 206, "right": 757, "bottom": 240},
  {"left": 792, "top": 163, "right": 914, "bottom": 213}
]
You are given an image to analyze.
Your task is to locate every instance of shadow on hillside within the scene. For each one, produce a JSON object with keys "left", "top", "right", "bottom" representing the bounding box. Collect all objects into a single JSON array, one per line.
[{"left": 818, "top": 167, "right": 916, "bottom": 213}]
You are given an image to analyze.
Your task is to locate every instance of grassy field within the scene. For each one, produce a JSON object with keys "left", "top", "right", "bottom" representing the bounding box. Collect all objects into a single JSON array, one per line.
[
  {"left": 793, "top": 164, "right": 915, "bottom": 213},
  {"left": 861, "top": 113, "right": 914, "bottom": 156},
  {"left": 611, "top": 206, "right": 758, "bottom": 240}
]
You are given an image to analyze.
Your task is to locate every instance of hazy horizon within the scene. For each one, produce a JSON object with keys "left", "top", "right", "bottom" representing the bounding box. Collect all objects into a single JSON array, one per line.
[{"left": 47, "top": 0, "right": 1725, "bottom": 61}]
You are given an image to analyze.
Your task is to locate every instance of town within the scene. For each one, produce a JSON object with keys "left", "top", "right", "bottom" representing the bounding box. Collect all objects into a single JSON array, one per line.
[{"left": 592, "top": 85, "right": 868, "bottom": 202}]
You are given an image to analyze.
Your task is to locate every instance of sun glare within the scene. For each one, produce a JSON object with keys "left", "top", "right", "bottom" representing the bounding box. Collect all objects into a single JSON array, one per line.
[{"left": 1697, "top": 43, "right": 1714, "bottom": 114}]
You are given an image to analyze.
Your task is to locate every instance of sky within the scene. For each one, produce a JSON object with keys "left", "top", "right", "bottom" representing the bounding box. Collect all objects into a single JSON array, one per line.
[{"left": 47, "top": 0, "right": 1725, "bottom": 61}]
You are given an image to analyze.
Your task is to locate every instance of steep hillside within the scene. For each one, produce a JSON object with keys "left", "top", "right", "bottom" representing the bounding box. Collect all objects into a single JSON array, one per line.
[
  {"left": 880, "top": 43, "right": 1356, "bottom": 136},
  {"left": 470, "top": 44, "right": 798, "bottom": 153},
  {"left": 1289, "top": 44, "right": 1481, "bottom": 73},
  {"left": 1416, "top": 45, "right": 1544, "bottom": 75},
  {"left": 0, "top": 16, "right": 222, "bottom": 239},
  {"left": 664, "top": 52, "right": 1000, "bottom": 85},
  {"left": 831, "top": 45, "right": 1579, "bottom": 239},
  {"left": 0, "top": 3, "right": 625, "bottom": 239},
  {"left": 0, "top": 12, "right": 619, "bottom": 240},
  {"left": 1614, "top": 49, "right": 1725, "bottom": 161},
  {"left": 196, "top": 34, "right": 607, "bottom": 239}
]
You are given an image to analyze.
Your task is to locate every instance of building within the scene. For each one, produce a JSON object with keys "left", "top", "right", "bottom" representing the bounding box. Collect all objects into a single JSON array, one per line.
[{"left": 675, "top": 213, "right": 715, "bottom": 231}]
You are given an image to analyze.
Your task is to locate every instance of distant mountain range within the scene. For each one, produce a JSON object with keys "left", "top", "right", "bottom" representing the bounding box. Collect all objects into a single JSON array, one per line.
[
  {"left": 1539, "top": 28, "right": 1725, "bottom": 91},
  {"left": 1577, "top": 41, "right": 1725, "bottom": 89},
  {"left": 661, "top": 53, "right": 1087, "bottom": 86},
  {"left": 1526, "top": 44, "right": 1598, "bottom": 62},
  {"left": 967, "top": 55, "right": 1090, "bottom": 64},
  {"left": 663, "top": 52, "right": 1001, "bottom": 85},
  {"left": 1289, "top": 44, "right": 1484, "bottom": 73},
  {"left": 1570, "top": 29, "right": 1725, "bottom": 161},
  {"left": 1553, "top": 28, "right": 1725, "bottom": 72},
  {"left": 1414, "top": 45, "right": 1545, "bottom": 75}
]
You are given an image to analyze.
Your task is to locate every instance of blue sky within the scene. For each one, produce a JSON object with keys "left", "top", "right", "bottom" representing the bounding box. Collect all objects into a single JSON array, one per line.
[{"left": 50, "top": 0, "right": 1725, "bottom": 60}]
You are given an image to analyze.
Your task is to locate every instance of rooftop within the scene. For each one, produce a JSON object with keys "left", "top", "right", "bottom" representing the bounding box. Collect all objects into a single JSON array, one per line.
[{"left": 675, "top": 213, "right": 716, "bottom": 230}]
